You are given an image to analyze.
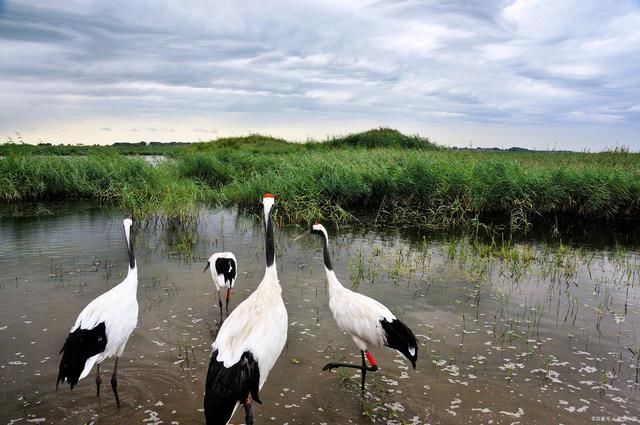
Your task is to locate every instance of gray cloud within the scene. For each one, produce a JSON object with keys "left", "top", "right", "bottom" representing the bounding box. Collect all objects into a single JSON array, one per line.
[{"left": 0, "top": 0, "right": 638, "bottom": 149}]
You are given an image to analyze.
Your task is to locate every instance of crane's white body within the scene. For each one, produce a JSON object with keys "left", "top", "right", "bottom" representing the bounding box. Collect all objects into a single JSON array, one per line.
[
  {"left": 311, "top": 223, "right": 417, "bottom": 397},
  {"left": 72, "top": 268, "right": 139, "bottom": 380},
  {"left": 204, "top": 194, "right": 287, "bottom": 424},
  {"left": 312, "top": 223, "right": 418, "bottom": 365},
  {"left": 60, "top": 217, "right": 139, "bottom": 385},
  {"left": 213, "top": 266, "right": 287, "bottom": 385},
  {"left": 325, "top": 269, "right": 396, "bottom": 352}
]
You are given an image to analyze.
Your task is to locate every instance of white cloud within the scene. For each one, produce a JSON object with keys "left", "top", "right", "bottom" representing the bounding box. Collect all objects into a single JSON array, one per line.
[
  {"left": 511, "top": 77, "right": 577, "bottom": 98},
  {"left": 546, "top": 64, "right": 601, "bottom": 78},
  {"left": 566, "top": 111, "right": 624, "bottom": 123},
  {"left": 304, "top": 89, "right": 353, "bottom": 103},
  {"left": 0, "top": 0, "right": 638, "bottom": 149},
  {"left": 378, "top": 22, "right": 473, "bottom": 55}
]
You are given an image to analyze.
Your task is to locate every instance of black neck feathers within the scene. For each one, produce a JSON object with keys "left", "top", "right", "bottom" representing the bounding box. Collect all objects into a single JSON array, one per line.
[
  {"left": 265, "top": 213, "right": 275, "bottom": 267},
  {"left": 128, "top": 245, "right": 135, "bottom": 270},
  {"left": 126, "top": 225, "right": 135, "bottom": 270},
  {"left": 320, "top": 232, "right": 333, "bottom": 271}
]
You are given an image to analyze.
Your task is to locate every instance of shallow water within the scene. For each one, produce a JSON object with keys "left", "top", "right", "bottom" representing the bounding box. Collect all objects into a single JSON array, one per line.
[{"left": 1, "top": 207, "right": 639, "bottom": 424}]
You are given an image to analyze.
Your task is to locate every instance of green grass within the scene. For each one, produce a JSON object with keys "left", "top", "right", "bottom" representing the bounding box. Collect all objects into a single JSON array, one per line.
[
  {"left": 1, "top": 128, "right": 638, "bottom": 230},
  {"left": 324, "top": 127, "right": 439, "bottom": 150},
  {"left": 197, "top": 148, "right": 640, "bottom": 228},
  {"left": 0, "top": 154, "right": 205, "bottom": 223},
  {"left": 0, "top": 134, "right": 187, "bottom": 156}
]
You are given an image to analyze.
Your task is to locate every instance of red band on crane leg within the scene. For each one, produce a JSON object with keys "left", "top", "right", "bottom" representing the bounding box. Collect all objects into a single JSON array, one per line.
[
  {"left": 365, "top": 351, "right": 377, "bottom": 367},
  {"left": 226, "top": 288, "right": 230, "bottom": 301}
]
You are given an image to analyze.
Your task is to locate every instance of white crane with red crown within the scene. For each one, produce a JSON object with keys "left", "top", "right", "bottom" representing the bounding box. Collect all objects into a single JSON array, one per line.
[
  {"left": 204, "top": 194, "right": 288, "bottom": 425},
  {"left": 310, "top": 223, "right": 418, "bottom": 393},
  {"left": 57, "top": 217, "right": 138, "bottom": 407}
]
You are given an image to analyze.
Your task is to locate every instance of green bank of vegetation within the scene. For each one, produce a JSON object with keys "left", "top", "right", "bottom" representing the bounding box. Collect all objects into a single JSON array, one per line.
[
  {"left": 0, "top": 134, "right": 189, "bottom": 156},
  {"left": 0, "top": 155, "right": 203, "bottom": 223},
  {"left": 1, "top": 129, "right": 639, "bottom": 231}
]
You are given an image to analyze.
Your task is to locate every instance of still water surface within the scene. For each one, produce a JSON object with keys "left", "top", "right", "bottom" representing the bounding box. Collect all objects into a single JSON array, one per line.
[{"left": 1, "top": 207, "right": 639, "bottom": 424}]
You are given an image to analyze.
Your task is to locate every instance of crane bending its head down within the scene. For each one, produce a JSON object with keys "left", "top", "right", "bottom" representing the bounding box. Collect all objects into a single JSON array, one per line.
[
  {"left": 203, "top": 252, "right": 238, "bottom": 314},
  {"left": 310, "top": 221, "right": 418, "bottom": 393}
]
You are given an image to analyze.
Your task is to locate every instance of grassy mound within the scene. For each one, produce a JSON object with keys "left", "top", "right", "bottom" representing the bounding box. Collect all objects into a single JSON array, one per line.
[{"left": 326, "top": 128, "right": 439, "bottom": 150}]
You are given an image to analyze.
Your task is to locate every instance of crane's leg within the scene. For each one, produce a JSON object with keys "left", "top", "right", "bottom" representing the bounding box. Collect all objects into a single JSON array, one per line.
[
  {"left": 322, "top": 349, "right": 379, "bottom": 392},
  {"left": 322, "top": 361, "right": 379, "bottom": 372},
  {"left": 360, "top": 351, "right": 379, "bottom": 393},
  {"left": 217, "top": 291, "right": 224, "bottom": 321},
  {"left": 322, "top": 362, "right": 364, "bottom": 371},
  {"left": 244, "top": 392, "right": 254, "bottom": 425},
  {"left": 225, "top": 288, "right": 230, "bottom": 314},
  {"left": 364, "top": 351, "right": 378, "bottom": 372},
  {"left": 360, "top": 351, "right": 366, "bottom": 392},
  {"left": 96, "top": 364, "right": 102, "bottom": 397},
  {"left": 111, "top": 357, "right": 121, "bottom": 407}
]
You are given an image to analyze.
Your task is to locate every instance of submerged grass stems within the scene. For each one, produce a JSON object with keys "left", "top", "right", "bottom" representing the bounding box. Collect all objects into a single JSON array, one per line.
[{"left": 1, "top": 128, "right": 639, "bottom": 230}]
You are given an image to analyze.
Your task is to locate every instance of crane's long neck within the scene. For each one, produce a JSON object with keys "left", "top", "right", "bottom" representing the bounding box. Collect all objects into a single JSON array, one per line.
[
  {"left": 325, "top": 268, "right": 343, "bottom": 299},
  {"left": 319, "top": 228, "right": 333, "bottom": 271},
  {"left": 320, "top": 230, "right": 343, "bottom": 298},
  {"left": 123, "top": 220, "right": 138, "bottom": 294},
  {"left": 259, "top": 198, "right": 281, "bottom": 292},
  {"left": 123, "top": 264, "right": 139, "bottom": 295},
  {"left": 128, "top": 239, "right": 135, "bottom": 271},
  {"left": 264, "top": 201, "right": 275, "bottom": 269}
]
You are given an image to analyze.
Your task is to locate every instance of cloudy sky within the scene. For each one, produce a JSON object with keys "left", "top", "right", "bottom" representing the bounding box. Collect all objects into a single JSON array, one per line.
[{"left": 1, "top": 0, "right": 639, "bottom": 150}]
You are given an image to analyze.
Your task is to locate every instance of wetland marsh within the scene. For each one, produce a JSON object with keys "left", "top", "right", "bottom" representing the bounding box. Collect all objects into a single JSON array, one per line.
[
  {"left": 1, "top": 206, "right": 639, "bottom": 424},
  {"left": 2, "top": 129, "right": 639, "bottom": 232}
]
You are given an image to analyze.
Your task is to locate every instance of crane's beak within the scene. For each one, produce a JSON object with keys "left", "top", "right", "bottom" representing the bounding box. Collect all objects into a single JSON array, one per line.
[{"left": 203, "top": 261, "right": 210, "bottom": 273}]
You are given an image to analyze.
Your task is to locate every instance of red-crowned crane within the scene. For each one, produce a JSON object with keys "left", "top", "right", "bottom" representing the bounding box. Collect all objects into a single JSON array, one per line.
[
  {"left": 57, "top": 217, "right": 138, "bottom": 407},
  {"left": 204, "top": 252, "right": 237, "bottom": 316},
  {"left": 310, "top": 223, "right": 418, "bottom": 392},
  {"left": 204, "top": 194, "right": 287, "bottom": 425}
]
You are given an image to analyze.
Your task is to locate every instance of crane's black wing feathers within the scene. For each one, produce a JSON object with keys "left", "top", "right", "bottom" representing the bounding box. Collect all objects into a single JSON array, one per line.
[
  {"left": 204, "top": 350, "right": 261, "bottom": 425},
  {"left": 381, "top": 318, "right": 418, "bottom": 369},
  {"left": 57, "top": 321, "right": 107, "bottom": 389},
  {"left": 215, "top": 257, "right": 237, "bottom": 285}
]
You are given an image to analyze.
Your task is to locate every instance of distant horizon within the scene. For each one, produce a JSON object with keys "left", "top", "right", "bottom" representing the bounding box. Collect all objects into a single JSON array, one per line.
[
  {"left": 2, "top": 127, "right": 636, "bottom": 153},
  {"left": 1, "top": 1, "right": 639, "bottom": 151}
]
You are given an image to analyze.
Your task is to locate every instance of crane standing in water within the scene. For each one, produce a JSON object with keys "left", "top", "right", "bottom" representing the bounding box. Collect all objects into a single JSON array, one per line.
[
  {"left": 310, "top": 223, "right": 418, "bottom": 393},
  {"left": 204, "top": 252, "right": 237, "bottom": 317},
  {"left": 204, "top": 194, "right": 288, "bottom": 425},
  {"left": 57, "top": 217, "right": 138, "bottom": 407}
]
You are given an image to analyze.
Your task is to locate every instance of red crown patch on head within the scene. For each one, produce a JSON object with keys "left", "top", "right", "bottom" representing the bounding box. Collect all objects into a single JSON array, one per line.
[{"left": 263, "top": 193, "right": 275, "bottom": 199}]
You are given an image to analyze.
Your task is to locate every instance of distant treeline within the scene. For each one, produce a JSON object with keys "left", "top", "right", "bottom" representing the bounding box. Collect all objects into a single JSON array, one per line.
[
  {"left": 0, "top": 140, "right": 191, "bottom": 156},
  {"left": 0, "top": 128, "right": 439, "bottom": 156},
  {"left": 1, "top": 128, "right": 638, "bottom": 233},
  {"left": 1, "top": 129, "right": 626, "bottom": 155}
]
